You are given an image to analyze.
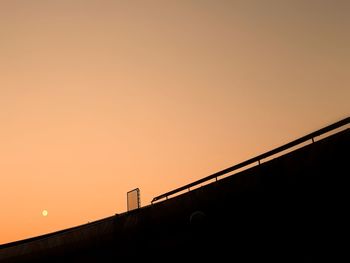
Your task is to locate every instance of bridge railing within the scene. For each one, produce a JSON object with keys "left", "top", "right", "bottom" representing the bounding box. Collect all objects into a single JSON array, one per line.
[{"left": 151, "top": 116, "right": 349, "bottom": 203}]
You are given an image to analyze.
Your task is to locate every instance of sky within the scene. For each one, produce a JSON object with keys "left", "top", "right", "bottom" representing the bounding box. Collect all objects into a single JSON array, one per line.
[{"left": 0, "top": 0, "right": 349, "bottom": 245}]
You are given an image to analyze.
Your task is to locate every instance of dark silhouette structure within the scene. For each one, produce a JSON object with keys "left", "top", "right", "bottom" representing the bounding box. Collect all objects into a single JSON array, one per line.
[{"left": 0, "top": 117, "right": 349, "bottom": 263}]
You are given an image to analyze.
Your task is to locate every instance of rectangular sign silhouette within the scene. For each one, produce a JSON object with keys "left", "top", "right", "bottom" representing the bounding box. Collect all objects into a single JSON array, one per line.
[{"left": 127, "top": 188, "right": 140, "bottom": 211}]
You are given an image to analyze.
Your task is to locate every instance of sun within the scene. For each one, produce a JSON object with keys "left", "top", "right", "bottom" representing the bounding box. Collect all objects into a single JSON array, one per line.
[{"left": 42, "top": 210, "right": 48, "bottom": 217}]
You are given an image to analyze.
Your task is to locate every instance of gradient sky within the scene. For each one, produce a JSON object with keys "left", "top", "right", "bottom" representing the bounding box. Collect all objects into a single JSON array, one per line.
[{"left": 0, "top": 0, "right": 349, "bottom": 244}]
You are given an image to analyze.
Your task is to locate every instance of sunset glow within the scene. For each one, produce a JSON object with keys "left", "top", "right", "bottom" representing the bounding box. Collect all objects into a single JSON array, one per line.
[{"left": 0, "top": 0, "right": 349, "bottom": 245}]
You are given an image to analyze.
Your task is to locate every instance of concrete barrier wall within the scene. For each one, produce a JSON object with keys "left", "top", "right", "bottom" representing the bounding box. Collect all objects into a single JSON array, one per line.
[{"left": 1, "top": 128, "right": 348, "bottom": 262}]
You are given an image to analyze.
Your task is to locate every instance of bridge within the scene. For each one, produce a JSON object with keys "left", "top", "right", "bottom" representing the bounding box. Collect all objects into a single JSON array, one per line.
[{"left": 0, "top": 117, "right": 349, "bottom": 262}]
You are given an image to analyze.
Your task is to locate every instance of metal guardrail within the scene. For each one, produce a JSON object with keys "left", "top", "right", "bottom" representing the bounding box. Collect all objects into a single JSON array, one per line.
[{"left": 151, "top": 116, "right": 350, "bottom": 203}]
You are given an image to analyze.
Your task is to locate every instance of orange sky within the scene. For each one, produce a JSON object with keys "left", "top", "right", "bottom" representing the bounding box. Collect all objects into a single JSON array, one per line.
[{"left": 0, "top": 0, "right": 349, "bottom": 244}]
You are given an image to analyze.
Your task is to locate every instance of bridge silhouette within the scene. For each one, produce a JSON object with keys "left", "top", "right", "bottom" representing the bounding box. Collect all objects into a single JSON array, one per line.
[{"left": 0, "top": 117, "right": 349, "bottom": 262}]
